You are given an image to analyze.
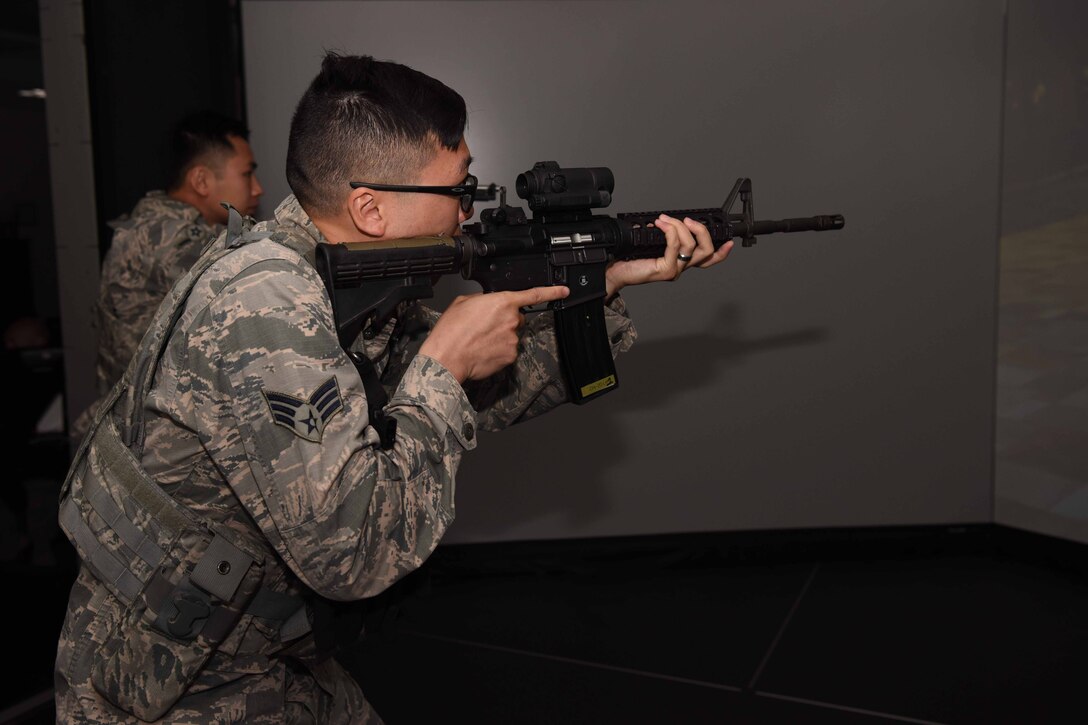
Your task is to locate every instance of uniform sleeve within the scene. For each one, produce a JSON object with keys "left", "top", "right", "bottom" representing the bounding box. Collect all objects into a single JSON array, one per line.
[
  {"left": 95, "top": 221, "right": 209, "bottom": 394},
  {"left": 190, "top": 257, "right": 476, "bottom": 601},
  {"left": 465, "top": 294, "right": 637, "bottom": 431},
  {"left": 95, "top": 226, "right": 155, "bottom": 393}
]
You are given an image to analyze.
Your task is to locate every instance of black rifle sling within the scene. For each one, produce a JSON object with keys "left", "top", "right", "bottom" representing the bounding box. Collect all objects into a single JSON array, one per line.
[{"left": 347, "top": 349, "right": 397, "bottom": 450}]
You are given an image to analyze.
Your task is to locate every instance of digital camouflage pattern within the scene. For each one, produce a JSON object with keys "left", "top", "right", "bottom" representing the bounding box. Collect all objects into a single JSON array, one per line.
[
  {"left": 56, "top": 195, "right": 637, "bottom": 723},
  {"left": 94, "top": 191, "right": 222, "bottom": 395}
]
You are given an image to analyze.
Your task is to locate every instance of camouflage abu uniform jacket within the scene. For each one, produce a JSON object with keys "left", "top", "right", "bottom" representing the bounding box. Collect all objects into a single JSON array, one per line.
[
  {"left": 56, "top": 195, "right": 637, "bottom": 724},
  {"left": 95, "top": 192, "right": 222, "bottom": 394}
]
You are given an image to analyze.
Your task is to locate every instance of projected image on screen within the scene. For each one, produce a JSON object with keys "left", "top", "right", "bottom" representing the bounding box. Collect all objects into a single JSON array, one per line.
[{"left": 995, "top": 1, "right": 1088, "bottom": 544}]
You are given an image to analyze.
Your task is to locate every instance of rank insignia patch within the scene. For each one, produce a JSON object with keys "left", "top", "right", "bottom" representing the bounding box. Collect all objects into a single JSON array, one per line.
[{"left": 262, "top": 376, "right": 344, "bottom": 443}]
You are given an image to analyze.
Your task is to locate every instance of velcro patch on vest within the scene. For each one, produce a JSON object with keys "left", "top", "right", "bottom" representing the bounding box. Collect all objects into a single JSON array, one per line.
[{"left": 261, "top": 377, "right": 344, "bottom": 443}]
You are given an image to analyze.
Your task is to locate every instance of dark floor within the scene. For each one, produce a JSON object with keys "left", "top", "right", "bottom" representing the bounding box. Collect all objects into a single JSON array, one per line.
[{"left": 5, "top": 523, "right": 1085, "bottom": 724}]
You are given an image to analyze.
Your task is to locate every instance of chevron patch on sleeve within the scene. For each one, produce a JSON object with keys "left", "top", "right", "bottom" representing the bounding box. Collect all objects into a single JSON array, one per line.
[{"left": 261, "top": 376, "right": 345, "bottom": 443}]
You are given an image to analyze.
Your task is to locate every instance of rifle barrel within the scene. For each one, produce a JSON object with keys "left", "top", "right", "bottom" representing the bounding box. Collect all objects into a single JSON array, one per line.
[{"left": 735, "top": 214, "right": 844, "bottom": 237}]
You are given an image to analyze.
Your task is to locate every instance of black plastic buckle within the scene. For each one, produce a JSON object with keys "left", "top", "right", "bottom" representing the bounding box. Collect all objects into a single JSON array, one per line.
[{"left": 154, "top": 578, "right": 213, "bottom": 641}]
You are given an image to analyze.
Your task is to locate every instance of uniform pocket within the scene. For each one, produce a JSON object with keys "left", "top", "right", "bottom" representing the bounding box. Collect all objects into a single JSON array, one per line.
[{"left": 90, "top": 529, "right": 264, "bottom": 721}]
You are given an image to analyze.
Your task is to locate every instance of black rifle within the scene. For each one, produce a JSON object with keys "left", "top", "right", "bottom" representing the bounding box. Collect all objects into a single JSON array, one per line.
[{"left": 316, "top": 161, "right": 843, "bottom": 425}]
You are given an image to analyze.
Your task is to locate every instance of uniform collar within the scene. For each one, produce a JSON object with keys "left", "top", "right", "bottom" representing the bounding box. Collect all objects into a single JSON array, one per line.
[
  {"left": 112, "top": 191, "right": 210, "bottom": 230},
  {"left": 267, "top": 195, "right": 330, "bottom": 267}
]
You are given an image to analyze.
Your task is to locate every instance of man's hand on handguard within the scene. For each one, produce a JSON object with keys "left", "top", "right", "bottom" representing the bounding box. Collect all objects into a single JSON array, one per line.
[
  {"left": 604, "top": 214, "right": 734, "bottom": 298},
  {"left": 420, "top": 285, "right": 571, "bottom": 383}
]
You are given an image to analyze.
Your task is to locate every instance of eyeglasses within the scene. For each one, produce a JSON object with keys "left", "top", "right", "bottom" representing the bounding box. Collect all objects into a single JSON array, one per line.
[{"left": 349, "top": 174, "right": 478, "bottom": 213}]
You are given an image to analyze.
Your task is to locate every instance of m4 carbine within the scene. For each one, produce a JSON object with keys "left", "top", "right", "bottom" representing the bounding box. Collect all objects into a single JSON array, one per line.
[{"left": 316, "top": 161, "right": 844, "bottom": 409}]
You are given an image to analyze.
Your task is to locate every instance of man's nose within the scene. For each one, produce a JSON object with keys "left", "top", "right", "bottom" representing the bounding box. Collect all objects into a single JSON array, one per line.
[{"left": 253, "top": 175, "right": 264, "bottom": 197}]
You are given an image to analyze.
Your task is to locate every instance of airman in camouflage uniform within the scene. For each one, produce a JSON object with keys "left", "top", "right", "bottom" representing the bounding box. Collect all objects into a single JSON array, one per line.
[
  {"left": 94, "top": 192, "right": 221, "bottom": 393},
  {"left": 56, "top": 54, "right": 730, "bottom": 723},
  {"left": 94, "top": 111, "right": 263, "bottom": 395}
]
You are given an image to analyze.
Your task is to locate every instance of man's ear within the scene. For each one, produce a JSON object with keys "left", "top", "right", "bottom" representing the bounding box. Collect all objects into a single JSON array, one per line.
[
  {"left": 187, "top": 164, "right": 213, "bottom": 198},
  {"left": 347, "top": 187, "right": 386, "bottom": 237}
]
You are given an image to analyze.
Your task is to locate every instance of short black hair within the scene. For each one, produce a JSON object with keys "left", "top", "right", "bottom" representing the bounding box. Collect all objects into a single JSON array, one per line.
[
  {"left": 286, "top": 53, "right": 467, "bottom": 217},
  {"left": 166, "top": 110, "right": 250, "bottom": 191}
]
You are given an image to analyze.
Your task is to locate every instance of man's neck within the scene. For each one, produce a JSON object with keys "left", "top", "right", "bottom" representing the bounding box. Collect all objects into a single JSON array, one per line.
[
  {"left": 309, "top": 212, "right": 370, "bottom": 245},
  {"left": 167, "top": 188, "right": 216, "bottom": 225}
]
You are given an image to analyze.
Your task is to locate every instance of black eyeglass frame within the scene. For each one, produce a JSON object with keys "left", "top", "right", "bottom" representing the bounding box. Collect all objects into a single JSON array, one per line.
[{"left": 349, "top": 174, "right": 478, "bottom": 213}]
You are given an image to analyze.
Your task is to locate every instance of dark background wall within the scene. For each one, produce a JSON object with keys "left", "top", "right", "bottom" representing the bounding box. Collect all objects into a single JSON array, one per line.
[
  {"left": 0, "top": 0, "right": 54, "bottom": 327},
  {"left": 83, "top": 0, "right": 246, "bottom": 251}
]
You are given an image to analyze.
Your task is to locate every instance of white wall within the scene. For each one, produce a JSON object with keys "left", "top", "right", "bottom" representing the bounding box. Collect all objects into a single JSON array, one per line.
[{"left": 242, "top": 0, "right": 1004, "bottom": 543}]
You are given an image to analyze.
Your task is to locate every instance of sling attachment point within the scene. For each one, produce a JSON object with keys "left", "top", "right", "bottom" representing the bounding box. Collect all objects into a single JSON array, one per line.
[
  {"left": 348, "top": 350, "right": 397, "bottom": 449},
  {"left": 152, "top": 533, "right": 255, "bottom": 642}
]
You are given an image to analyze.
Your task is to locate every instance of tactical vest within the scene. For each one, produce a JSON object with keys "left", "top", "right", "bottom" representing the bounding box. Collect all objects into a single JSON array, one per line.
[{"left": 59, "top": 208, "right": 312, "bottom": 721}]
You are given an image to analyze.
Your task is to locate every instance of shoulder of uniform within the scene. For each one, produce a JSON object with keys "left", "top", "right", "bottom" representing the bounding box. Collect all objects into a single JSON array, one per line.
[
  {"left": 130, "top": 192, "right": 197, "bottom": 220},
  {"left": 174, "top": 239, "right": 321, "bottom": 335},
  {"left": 113, "top": 205, "right": 206, "bottom": 248},
  {"left": 202, "top": 236, "right": 316, "bottom": 293}
]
